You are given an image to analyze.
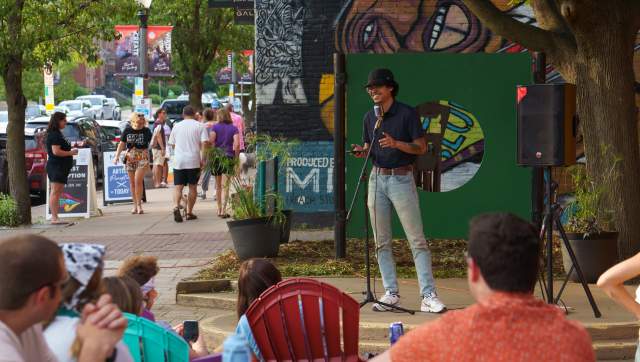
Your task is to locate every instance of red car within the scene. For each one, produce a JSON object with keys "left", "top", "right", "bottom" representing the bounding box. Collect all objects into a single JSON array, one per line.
[{"left": 0, "top": 126, "right": 47, "bottom": 199}]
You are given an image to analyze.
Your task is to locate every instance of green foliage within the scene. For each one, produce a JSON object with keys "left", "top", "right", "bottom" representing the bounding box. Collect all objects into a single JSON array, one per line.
[
  {"left": 566, "top": 145, "right": 621, "bottom": 236},
  {"left": 150, "top": 0, "right": 254, "bottom": 107},
  {"left": 0, "top": 194, "right": 19, "bottom": 227},
  {"left": 205, "top": 136, "right": 298, "bottom": 224},
  {"left": 149, "top": 94, "right": 163, "bottom": 105}
]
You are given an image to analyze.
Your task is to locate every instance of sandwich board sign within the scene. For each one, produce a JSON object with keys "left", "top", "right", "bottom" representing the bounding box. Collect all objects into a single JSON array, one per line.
[
  {"left": 46, "top": 149, "right": 95, "bottom": 220},
  {"left": 103, "top": 151, "right": 132, "bottom": 205}
]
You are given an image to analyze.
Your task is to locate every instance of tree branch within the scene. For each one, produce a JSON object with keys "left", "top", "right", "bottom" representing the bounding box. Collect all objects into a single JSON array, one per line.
[
  {"left": 462, "top": 0, "right": 560, "bottom": 52},
  {"left": 530, "top": 0, "right": 571, "bottom": 34}
]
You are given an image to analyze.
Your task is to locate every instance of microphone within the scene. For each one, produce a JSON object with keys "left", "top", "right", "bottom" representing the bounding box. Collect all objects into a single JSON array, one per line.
[{"left": 373, "top": 104, "right": 384, "bottom": 130}]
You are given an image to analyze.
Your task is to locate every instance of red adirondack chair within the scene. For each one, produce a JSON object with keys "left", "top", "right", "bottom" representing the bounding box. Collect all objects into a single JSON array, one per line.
[{"left": 245, "top": 278, "right": 362, "bottom": 362}]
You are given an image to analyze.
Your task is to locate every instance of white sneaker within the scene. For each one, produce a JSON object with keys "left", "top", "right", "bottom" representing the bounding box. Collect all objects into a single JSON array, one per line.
[
  {"left": 372, "top": 292, "right": 400, "bottom": 312},
  {"left": 421, "top": 292, "right": 446, "bottom": 313}
]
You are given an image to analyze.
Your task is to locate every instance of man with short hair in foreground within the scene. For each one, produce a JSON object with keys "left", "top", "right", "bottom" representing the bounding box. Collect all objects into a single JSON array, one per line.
[
  {"left": 372, "top": 213, "right": 594, "bottom": 362},
  {"left": 0, "top": 234, "right": 127, "bottom": 362}
]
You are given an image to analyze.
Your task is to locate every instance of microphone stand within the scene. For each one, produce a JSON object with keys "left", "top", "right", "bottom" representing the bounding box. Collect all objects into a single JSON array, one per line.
[{"left": 346, "top": 117, "right": 415, "bottom": 315}]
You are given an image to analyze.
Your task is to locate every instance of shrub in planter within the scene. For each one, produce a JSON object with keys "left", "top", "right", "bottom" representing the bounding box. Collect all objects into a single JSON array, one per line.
[
  {"left": 0, "top": 193, "right": 19, "bottom": 227},
  {"left": 206, "top": 136, "right": 298, "bottom": 260},
  {"left": 562, "top": 147, "right": 620, "bottom": 283}
]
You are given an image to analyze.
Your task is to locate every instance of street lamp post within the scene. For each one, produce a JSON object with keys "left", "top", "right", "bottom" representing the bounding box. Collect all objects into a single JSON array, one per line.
[{"left": 136, "top": 0, "right": 152, "bottom": 96}]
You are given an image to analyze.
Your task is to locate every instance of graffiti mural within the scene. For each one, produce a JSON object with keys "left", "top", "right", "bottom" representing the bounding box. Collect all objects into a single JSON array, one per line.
[
  {"left": 255, "top": 0, "right": 307, "bottom": 105},
  {"left": 254, "top": 0, "right": 640, "bottom": 217},
  {"left": 416, "top": 100, "right": 484, "bottom": 192}
]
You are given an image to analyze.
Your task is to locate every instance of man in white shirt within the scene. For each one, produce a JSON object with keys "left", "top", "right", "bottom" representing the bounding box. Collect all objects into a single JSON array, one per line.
[
  {"left": 0, "top": 234, "right": 128, "bottom": 362},
  {"left": 168, "top": 105, "right": 209, "bottom": 222}
]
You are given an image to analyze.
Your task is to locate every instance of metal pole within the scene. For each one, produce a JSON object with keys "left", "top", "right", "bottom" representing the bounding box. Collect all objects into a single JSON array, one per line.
[
  {"left": 545, "top": 167, "right": 553, "bottom": 303},
  {"left": 334, "top": 53, "right": 346, "bottom": 259},
  {"left": 137, "top": 9, "right": 149, "bottom": 96},
  {"left": 230, "top": 51, "right": 236, "bottom": 105},
  {"left": 531, "top": 52, "right": 546, "bottom": 228}
]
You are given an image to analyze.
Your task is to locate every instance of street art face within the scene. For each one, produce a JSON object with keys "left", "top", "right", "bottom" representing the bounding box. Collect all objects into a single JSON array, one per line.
[
  {"left": 255, "top": 0, "right": 308, "bottom": 105},
  {"left": 334, "top": 0, "right": 525, "bottom": 54},
  {"left": 416, "top": 101, "right": 484, "bottom": 192}
]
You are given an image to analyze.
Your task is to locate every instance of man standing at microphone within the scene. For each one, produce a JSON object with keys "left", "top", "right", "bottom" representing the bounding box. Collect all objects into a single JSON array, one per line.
[{"left": 352, "top": 69, "right": 446, "bottom": 313}]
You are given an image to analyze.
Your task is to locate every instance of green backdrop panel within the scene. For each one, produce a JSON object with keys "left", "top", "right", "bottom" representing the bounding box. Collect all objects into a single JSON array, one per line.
[{"left": 345, "top": 53, "right": 533, "bottom": 239}]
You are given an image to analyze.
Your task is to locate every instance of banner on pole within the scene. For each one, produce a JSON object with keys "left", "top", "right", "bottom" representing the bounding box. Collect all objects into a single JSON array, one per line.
[{"left": 114, "top": 25, "right": 174, "bottom": 77}]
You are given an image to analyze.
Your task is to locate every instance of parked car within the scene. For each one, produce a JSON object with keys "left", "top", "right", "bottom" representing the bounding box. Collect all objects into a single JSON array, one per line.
[
  {"left": 177, "top": 93, "right": 216, "bottom": 104},
  {"left": 76, "top": 95, "right": 107, "bottom": 120},
  {"left": 27, "top": 116, "right": 115, "bottom": 182},
  {"left": 58, "top": 100, "right": 94, "bottom": 119},
  {"left": 54, "top": 105, "right": 71, "bottom": 115},
  {"left": 96, "top": 120, "right": 123, "bottom": 147},
  {"left": 159, "top": 99, "right": 212, "bottom": 127},
  {"left": 0, "top": 124, "right": 47, "bottom": 199},
  {"left": 104, "top": 98, "right": 121, "bottom": 120},
  {"left": 0, "top": 111, "right": 7, "bottom": 123},
  {"left": 25, "top": 104, "right": 46, "bottom": 120}
]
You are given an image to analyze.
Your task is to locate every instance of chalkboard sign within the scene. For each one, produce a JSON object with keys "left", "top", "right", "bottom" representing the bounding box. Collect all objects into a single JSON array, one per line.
[
  {"left": 46, "top": 149, "right": 91, "bottom": 219},
  {"left": 103, "top": 151, "right": 132, "bottom": 204}
]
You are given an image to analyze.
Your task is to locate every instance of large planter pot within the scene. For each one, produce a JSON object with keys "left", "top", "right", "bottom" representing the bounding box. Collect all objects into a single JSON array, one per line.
[
  {"left": 561, "top": 231, "right": 619, "bottom": 283},
  {"left": 227, "top": 217, "right": 281, "bottom": 260},
  {"left": 280, "top": 210, "right": 293, "bottom": 244}
]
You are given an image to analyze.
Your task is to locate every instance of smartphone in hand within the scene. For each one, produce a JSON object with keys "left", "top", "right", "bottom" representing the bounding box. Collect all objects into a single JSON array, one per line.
[{"left": 183, "top": 320, "right": 199, "bottom": 343}]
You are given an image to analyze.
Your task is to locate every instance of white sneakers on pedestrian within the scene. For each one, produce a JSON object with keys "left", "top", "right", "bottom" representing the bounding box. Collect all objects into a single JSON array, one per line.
[
  {"left": 372, "top": 292, "right": 400, "bottom": 312},
  {"left": 372, "top": 292, "right": 447, "bottom": 313},
  {"left": 421, "top": 292, "right": 446, "bottom": 313}
]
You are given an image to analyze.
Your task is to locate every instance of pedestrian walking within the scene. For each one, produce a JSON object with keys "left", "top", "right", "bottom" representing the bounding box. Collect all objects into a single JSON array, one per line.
[
  {"left": 151, "top": 108, "right": 168, "bottom": 188},
  {"left": 199, "top": 108, "right": 217, "bottom": 200},
  {"left": 45, "top": 112, "right": 78, "bottom": 224},
  {"left": 168, "top": 105, "right": 209, "bottom": 222},
  {"left": 114, "top": 113, "right": 152, "bottom": 215},
  {"left": 210, "top": 108, "right": 240, "bottom": 218}
]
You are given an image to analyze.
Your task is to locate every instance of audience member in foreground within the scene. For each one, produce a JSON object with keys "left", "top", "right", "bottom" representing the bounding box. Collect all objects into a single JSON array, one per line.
[
  {"left": 44, "top": 243, "right": 133, "bottom": 362},
  {"left": 0, "top": 235, "right": 127, "bottom": 362},
  {"left": 104, "top": 275, "right": 209, "bottom": 359},
  {"left": 372, "top": 213, "right": 595, "bottom": 362},
  {"left": 233, "top": 259, "right": 282, "bottom": 362},
  {"left": 597, "top": 252, "right": 640, "bottom": 359},
  {"left": 117, "top": 255, "right": 160, "bottom": 321}
]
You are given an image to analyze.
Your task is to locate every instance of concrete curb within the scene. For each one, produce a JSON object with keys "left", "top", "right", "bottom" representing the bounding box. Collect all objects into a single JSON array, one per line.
[{"left": 175, "top": 279, "right": 231, "bottom": 295}]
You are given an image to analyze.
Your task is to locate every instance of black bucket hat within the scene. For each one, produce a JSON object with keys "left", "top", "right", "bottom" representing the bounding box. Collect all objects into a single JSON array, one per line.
[{"left": 365, "top": 68, "right": 398, "bottom": 89}]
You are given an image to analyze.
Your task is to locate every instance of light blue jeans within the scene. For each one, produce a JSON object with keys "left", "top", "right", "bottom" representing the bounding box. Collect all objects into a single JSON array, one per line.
[{"left": 368, "top": 170, "right": 436, "bottom": 297}]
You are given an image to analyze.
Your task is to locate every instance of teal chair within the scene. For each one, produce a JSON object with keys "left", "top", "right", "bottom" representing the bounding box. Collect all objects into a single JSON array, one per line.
[{"left": 123, "top": 313, "right": 190, "bottom": 362}]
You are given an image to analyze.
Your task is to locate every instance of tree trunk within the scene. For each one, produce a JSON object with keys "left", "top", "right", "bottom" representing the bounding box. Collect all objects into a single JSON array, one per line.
[
  {"left": 573, "top": 17, "right": 640, "bottom": 259},
  {"left": 3, "top": 60, "right": 31, "bottom": 225},
  {"left": 189, "top": 70, "right": 204, "bottom": 111}
]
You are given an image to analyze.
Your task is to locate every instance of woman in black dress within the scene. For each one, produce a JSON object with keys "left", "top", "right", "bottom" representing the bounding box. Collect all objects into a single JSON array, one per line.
[
  {"left": 45, "top": 112, "right": 78, "bottom": 224},
  {"left": 114, "top": 113, "right": 152, "bottom": 214}
]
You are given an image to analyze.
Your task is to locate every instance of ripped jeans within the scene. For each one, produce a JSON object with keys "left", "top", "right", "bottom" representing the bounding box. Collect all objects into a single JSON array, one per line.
[{"left": 368, "top": 171, "right": 436, "bottom": 297}]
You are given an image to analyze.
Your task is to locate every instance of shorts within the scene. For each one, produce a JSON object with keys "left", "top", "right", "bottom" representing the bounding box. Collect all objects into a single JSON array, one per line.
[
  {"left": 152, "top": 149, "right": 165, "bottom": 166},
  {"left": 47, "top": 162, "right": 72, "bottom": 184},
  {"left": 125, "top": 149, "right": 149, "bottom": 172},
  {"left": 174, "top": 168, "right": 201, "bottom": 186}
]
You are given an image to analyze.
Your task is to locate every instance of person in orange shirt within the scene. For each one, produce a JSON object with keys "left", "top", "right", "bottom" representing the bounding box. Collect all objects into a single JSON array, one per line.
[{"left": 372, "top": 213, "right": 595, "bottom": 362}]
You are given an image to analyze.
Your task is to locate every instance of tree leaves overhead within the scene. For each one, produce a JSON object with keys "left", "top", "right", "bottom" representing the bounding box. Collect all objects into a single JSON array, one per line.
[{"left": 0, "top": 0, "right": 137, "bottom": 71}]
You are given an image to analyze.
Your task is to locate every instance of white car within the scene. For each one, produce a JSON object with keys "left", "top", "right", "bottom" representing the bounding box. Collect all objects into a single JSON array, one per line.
[
  {"left": 58, "top": 100, "right": 93, "bottom": 119},
  {"left": 104, "top": 98, "right": 121, "bottom": 120},
  {"left": 76, "top": 95, "right": 107, "bottom": 119}
]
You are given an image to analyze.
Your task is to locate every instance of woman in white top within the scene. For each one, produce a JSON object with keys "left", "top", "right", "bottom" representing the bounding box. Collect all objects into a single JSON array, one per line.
[
  {"left": 597, "top": 253, "right": 640, "bottom": 360},
  {"left": 44, "top": 243, "right": 133, "bottom": 362}
]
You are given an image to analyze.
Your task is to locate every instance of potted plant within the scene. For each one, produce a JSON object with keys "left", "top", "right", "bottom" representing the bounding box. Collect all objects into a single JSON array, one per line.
[
  {"left": 207, "top": 136, "right": 297, "bottom": 260},
  {"left": 562, "top": 147, "right": 620, "bottom": 283}
]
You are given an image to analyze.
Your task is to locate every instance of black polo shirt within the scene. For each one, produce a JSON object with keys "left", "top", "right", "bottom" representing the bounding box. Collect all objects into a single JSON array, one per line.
[{"left": 362, "top": 101, "right": 423, "bottom": 168}]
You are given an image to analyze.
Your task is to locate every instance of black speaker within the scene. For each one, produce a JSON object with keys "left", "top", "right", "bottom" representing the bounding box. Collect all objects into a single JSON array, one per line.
[{"left": 517, "top": 84, "right": 577, "bottom": 167}]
